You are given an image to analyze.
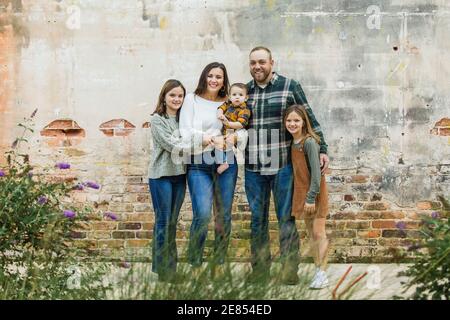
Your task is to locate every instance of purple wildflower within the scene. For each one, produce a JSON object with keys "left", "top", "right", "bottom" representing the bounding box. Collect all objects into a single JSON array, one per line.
[
  {"left": 63, "top": 210, "right": 76, "bottom": 219},
  {"left": 73, "top": 183, "right": 84, "bottom": 191},
  {"left": 396, "top": 221, "right": 407, "bottom": 230},
  {"left": 56, "top": 162, "right": 71, "bottom": 170},
  {"left": 431, "top": 212, "right": 439, "bottom": 219},
  {"left": 0, "top": 170, "right": 5, "bottom": 177},
  {"left": 84, "top": 181, "right": 100, "bottom": 190},
  {"left": 120, "top": 261, "right": 131, "bottom": 269},
  {"left": 28, "top": 172, "right": 33, "bottom": 178},
  {"left": 37, "top": 196, "right": 48, "bottom": 205},
  {"left": 104, "top": 212, "right": 118, "bottom": 221}
]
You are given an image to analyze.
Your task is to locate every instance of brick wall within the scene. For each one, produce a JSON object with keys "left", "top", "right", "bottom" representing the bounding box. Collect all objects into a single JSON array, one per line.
[{"left": 39, "top": 144, "right": 445, "bottom": 263}]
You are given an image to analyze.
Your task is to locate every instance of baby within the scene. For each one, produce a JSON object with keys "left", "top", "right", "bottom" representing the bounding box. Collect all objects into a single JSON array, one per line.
[{"left": 215, "top": 83, "right": 251, "bottom": 174}]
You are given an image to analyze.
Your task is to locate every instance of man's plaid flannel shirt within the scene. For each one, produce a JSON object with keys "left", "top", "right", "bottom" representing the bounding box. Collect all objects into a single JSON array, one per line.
[{"left": 245, "top": 72, "right": 328, "bottom": 175}]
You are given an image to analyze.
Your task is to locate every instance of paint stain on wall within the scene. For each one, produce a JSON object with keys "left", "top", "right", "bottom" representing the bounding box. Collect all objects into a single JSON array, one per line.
[
  {"left": 159, "top": 16, "right": 168, "bottom": 30},
  {"left": 267, "top": 0, "right": 276, "bottom": 11},
  {"left": 405, "top": 106, "right": 430, "bottom": 123},
  {"left": 430, "top": 118, "right": 450, "bottom": 136}
]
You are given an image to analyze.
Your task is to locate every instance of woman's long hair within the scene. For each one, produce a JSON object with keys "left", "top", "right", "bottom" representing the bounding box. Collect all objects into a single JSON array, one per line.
[
  {"left": 194, "top": 62, "right": 230, "bottom": 98},
  {"left": 283, "top": 104, "right": 320, "bottom": 145},
  {"left": 153, "top": 79, "right": 186, "bottom": 122}
]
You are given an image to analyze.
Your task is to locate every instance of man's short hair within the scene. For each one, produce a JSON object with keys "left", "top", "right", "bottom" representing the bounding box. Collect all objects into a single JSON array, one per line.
[{"left": 249, "top": 46, "right": 272, "bottom": 60}]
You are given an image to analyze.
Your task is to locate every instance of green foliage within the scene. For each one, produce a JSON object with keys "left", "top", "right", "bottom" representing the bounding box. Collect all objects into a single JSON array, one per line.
[
  {"left": 0, "top": 111, "right": 110, "bottom": 299},
  {"left": 398, "top": 205, "right": 450, "bottom": 300},
  {"left": 112, "top": 260, "right": 319, "bottom": 300}
]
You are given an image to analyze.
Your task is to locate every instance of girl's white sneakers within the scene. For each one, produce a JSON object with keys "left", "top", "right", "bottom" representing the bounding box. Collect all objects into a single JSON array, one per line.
[{"left": 309, "top": 269, "right": 329, "bottom": 289}]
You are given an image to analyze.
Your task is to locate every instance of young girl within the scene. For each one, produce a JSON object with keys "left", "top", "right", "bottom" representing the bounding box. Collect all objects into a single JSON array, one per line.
[
  {"left": 148, "top": 79, "right": 189, "bottom": 283},
  {"left": 284, "top": 105, "right": 330, "bottom": 289}
]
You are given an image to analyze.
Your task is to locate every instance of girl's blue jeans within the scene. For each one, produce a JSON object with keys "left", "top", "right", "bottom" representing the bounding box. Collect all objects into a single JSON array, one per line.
[{"left": 149, "top": 174, "right": 186, "bottom": 275}]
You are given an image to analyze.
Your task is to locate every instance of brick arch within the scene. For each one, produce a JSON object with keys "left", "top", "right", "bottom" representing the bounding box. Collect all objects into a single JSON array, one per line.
[
  {"left": 430, "top": 118, "right": 450, "bottom": 136},
  {"left": 142, "top": 122, "right": 150, "bottom": 128},
  {"left": 99, "top": 119, "right": 136, "bottom": 137},
  {"left": 40, "top": 119, "right": 85, "bottom": 147}
]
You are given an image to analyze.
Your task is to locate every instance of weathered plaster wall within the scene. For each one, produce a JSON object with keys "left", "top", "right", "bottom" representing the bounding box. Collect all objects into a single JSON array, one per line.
[{"left": 1, "top": 0, "right": 449, "bottom": 262}]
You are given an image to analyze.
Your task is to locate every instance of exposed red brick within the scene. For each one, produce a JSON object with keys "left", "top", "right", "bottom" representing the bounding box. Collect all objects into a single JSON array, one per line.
[
  {"left": 142, "top": 122, "right": 151, "bottom": 128},
  {"left": 344, "top": 194, "right": 355, "bottom": 201},
  {"left": 372, "top": 220, "right": 397, "bottom": 229},
  {"left": 416, "top": 201, "right": 432, "bottom": 210},
  {"left": 430, "top": 118, "right": 450, "bottom": 136},
  {"left": 380, "top": 211, "right": 406, "bottom": 219},
  {"left": 126, "top": 239, "right": 150, "bottom": 248},
  {"left": 126, "top": 213, "right": 153, "bottom": 222},
  {"left": 40, "top": 119, "right": 85, "bottom": 147},
  {"left": 99, "top": 119, "right": 136, "bottom": 137},
  {"left": 357, "top": 230, "right": 381, "bottom": 238},
  {"left": 142, "top": 222, "right": 154, "bottom": 229},
  {"left": 347, "top": 175, "right": 369, "bottom": 183}
]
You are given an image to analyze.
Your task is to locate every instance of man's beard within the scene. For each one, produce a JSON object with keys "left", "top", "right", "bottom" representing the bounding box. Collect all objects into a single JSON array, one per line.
[{"left": 251, "top": 69, "right": 270, "bottom": 83}]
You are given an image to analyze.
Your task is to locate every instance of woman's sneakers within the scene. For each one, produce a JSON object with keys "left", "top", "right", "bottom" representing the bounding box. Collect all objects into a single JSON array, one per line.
[{"left": 309, "top": 268, "right": 329, "bottom": 289}]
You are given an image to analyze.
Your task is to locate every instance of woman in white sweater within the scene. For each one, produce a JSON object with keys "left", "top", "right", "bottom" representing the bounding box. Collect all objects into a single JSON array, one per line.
[{"left": 179, "top": 62, "right": 244, "bottom": 277}]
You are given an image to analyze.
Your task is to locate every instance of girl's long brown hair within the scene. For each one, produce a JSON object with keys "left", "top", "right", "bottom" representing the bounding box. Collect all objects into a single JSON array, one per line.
[
  {"left": 153, "top": 79, "right": 186, "bottom": 122},
  {"left": 194, "top": 62, "right": 230, "bottom": 98},
  {"left": 284, "top": 104, "right": 320, "bottom": 145}
]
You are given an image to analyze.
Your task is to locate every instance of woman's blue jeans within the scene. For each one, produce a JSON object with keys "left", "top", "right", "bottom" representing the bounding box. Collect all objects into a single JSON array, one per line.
[
  {"left": 186, "top": 153, "right": 238, "bottom": 266},
  {"left": 149, "top": 174, "right": 186, "bottom": 276}
]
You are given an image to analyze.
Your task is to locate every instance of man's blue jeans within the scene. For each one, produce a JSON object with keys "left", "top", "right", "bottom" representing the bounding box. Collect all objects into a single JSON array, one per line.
[
  {"left": 245, "top": 164, "right": 300, "bottom": 272},
  {"left": 186, "top": 154, "right": 238, "bottom": 266},
  {"left": 149, "top": 174, "right": 186, "bottom": 276}
]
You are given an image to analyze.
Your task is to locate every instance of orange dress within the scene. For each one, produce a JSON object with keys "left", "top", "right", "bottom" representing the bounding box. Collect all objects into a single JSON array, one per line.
[{"left": 291, "top": 142, "right": 329, "bottom": 219}]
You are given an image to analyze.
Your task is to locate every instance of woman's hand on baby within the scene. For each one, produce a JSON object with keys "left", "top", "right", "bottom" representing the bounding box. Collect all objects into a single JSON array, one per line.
[
  {"left": 304, "top": 202, "right": 316, "bottom": 214},
  {"left": 202, "top": 135, "right": 214, "bottom": 147},
  {"left": 211, "top": 136, "right": 226, "bottom": 150}
]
